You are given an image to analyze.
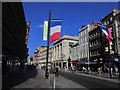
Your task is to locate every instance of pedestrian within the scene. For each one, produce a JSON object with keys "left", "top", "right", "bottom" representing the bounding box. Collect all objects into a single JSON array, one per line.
[
  {"left": 107, "top": 68, "right": 109, "bottom": 73},
  {"left": 65, "top": 66, "right": 67, "bottom": 71},
  {"left": 55, "top": 67, "right": 59, "bottom": 77},
  {"left": 98, "top": 67, "right": 102, "bottom": 77},
  {"left": 114, "top": 67, "right": 118, "bottom": 78}
]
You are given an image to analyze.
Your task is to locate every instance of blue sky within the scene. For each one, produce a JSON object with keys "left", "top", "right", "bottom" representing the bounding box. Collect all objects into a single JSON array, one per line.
[{"left": 22, "top": 2, "right": 118, "bottom": 58}]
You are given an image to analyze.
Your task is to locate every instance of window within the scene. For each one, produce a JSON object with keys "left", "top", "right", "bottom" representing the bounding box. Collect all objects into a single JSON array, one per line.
[
  {"left": 104, "top": 22, "right": 107, "bottom": 26},
  {"left": 107, "top": 20, "right": 109, "bottom": 25},
  {"left": 110, "top": 17, "right": 113, "bottom": 22},
  {"left": 69, "top": 42, "right": 74, "bottom": 47}
]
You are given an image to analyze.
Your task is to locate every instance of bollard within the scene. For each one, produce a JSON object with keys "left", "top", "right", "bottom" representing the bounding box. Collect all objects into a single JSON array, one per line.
[{"left": 53, "top": 74, "right": 55, "bottom": 90}]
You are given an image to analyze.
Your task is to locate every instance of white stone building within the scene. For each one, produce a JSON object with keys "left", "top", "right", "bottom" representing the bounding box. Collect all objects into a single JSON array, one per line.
[
  {"left": 79, "top": 24, "right": 90, "bottom": 61},
  {"left": 33, "top": 46, "right": 53, "bottom": 68},
  {"left": 52, "top": 35, "right": 79, "bottom": 69},
  {"left": 39, "top": 46, "right": 53, "bottom": 67},
  {"left": 69, "top": 43, "right": 79, "bottom": 70}
]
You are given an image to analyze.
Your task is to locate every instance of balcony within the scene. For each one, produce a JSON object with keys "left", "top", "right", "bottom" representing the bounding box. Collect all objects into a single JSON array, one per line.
[
  {"left": 90, "top": 43, "right": 101, "bottom": 50},
  {"left": 89, "top": 33, "right": 100, "bottom": 41}
]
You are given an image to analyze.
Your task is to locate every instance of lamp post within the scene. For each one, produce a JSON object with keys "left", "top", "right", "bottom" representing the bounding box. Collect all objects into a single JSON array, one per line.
[
  {"left": 45, "top": 11, "right": 51, "bottom": 79},
  {"left": 118, "top": 55, "right": 120, "bottom": 79}
]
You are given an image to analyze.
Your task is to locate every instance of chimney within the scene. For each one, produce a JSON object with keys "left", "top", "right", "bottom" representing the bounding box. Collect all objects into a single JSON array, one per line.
[
  {"left": 92, "top": 21, "right": 100, "bottom": 27},
  {"left": 82, "top": 25, "right": 85, "bottom": 28}
]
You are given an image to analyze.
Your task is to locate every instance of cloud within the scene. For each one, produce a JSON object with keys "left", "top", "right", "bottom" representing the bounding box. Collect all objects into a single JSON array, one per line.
[{"left": 38, "top": 24, "right": 44, "bottom": 28}]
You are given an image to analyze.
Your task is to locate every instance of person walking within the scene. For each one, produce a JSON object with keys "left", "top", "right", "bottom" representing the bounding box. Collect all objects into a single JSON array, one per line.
[{"left": 55, "top": 67, "right": 59, "bottom": 77}]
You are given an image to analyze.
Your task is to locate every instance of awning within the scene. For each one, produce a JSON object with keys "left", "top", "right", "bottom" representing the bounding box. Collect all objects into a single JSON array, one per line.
[
  {"left": 79, "top": 60, "right": 99, "bottom": 65},
  {"left": 79, "top": 60, "right": 88, "bottom": 64},
  {"left": 70, "top": 60, "right": 79, "bottom": 64}
]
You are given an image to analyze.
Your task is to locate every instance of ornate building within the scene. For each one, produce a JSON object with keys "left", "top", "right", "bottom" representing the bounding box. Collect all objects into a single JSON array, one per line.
[
  {"left": 101, "top": 9, "right": 120, "bottom": 71},
  {"left": 89, "top": 22, "right": 104, "bottom": 71},
  {"left": 52, "top": 35, "right": 79, "bottom": 69}
]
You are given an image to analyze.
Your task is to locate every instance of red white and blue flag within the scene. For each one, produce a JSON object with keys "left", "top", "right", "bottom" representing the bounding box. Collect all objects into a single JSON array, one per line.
[
  {"left": 100, "top": 25, "right": 112, "bottom": 43},
  {"left": 50, "top": 19, "right": 62, "bottom": 43},
  {"left": 99, "top": 25, "right": 108, "bottom": 36}
]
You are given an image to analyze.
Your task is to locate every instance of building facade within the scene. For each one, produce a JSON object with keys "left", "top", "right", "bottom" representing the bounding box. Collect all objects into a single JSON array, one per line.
[
  {"left": 2, "top": 2, "right": 28, "bottom": 89},
  {"left": 52, "top": 35, "right": 79, "bottom": 69},
  {"left": 33, "top": 46, "right": 53, "bottom": 68},
  {"left": 114, "top": 11, "right": 120, "bottom": 57},
  {"left": 2, "top": 2, "right": 27, "bottom": 74},
  {"left": 101, "top": 9, "right": 120, "bottom": 71},
  {"left": 69, "top": 43, "right": 79, "bottom": 70},
  {"left": 79, "top": 25, "right": 90, "bottom": 62},
  {"left": 89, "top": 22, "right": 104, "bottom": 72}
]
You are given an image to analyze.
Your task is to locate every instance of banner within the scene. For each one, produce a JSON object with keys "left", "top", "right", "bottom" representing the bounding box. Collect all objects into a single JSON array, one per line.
[
  {"left": 50, "top": 19, "right": 62, "bottom": 43},
  {"left": 43, "top": 21, "right": 48, "bottom": 41}
]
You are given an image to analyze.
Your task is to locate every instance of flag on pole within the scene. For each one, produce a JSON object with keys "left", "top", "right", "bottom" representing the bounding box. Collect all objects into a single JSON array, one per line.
[
  {"left": 100, "top": 25, "right": 113, "bottom": 44},
  {"left": 43, "top": 21, "right": 48, "bottom": 41},
  {"left": 25, "top": 21, "right": 30, "bottom": 44},
  {"left": 99, "top": 25, "right": 108, "bottom": 36},
  {"left": 50, "top": 19, "right": 62, "bottom": 43},
  {"left": 106, "top": 28, "right": 113, "bottom": 43}
]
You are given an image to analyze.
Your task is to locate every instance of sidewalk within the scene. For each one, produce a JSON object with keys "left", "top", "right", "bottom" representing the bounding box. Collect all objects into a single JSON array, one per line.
[
  {"left": 5, "top": 68, "right": 88, "bottom": 89},
  {"left": 49, "top": 74, "right": 87, "bottom": 88},
  {"left": 13, "top": 69, "right": 51, "bottom": 89},
  {"left": 3, "top": 68, "right": 51, "bottom": 89},
  {"left": 64, "top": 70, "right": 120, "bottom": 83}
]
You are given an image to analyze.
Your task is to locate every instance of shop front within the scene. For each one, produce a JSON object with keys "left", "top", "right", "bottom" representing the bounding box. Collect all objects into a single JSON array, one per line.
[{"left": 70, "top": 60, "right": 79, "bottom": 70}]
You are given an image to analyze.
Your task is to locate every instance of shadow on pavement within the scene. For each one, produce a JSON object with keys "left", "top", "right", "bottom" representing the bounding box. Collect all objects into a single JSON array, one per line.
[{"left": 2, "top": 68, "right": 38, "bottom": 89}]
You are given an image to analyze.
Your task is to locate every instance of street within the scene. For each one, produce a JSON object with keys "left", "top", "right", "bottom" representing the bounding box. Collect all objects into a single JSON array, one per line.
[
  {"left": 3, "top": 68, "right": 120, "bottom": 89},
  {"left": 2, "top": 2, "right": 120, "bottom": 90},
  {"left": 59, "top": 70, "right": 119, "bottom": 88}
]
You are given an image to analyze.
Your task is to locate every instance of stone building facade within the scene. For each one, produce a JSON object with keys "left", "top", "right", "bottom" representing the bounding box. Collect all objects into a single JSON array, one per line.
[{"left": 52, "top": 35, "right": 79, "bottom": 69}]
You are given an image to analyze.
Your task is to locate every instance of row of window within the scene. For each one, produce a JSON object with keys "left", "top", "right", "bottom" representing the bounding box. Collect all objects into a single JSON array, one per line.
[
  {"left": 90, "top": 39, "right": 100, "bottom": 47},
  {"left": 89, "top": 32, "right": 100, "bottom": 39},
  {"left": 79, "top": 28, "right": 88, "bottom": 36},
  {"left": 79, "top": 37, "right": 88, "bottom": 44},
  {"left": 90, "top": 50, "right": 101, "bottom": 56},
  {"left": 71, "top": 53, "right": 79, "bottom": 58},
  {"left": 103, "top": 16, "right": 113, "bottom": 26},
  {"left": 79, "top": 53, "right": 88, "bottom": 58}
]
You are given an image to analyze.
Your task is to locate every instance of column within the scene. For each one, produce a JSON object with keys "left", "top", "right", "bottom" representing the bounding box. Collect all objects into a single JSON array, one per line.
[
  {"left": 55, "top": 46, "right": 56, "bottom": 60},
  {"left": 53, "top": 47, "right": 55, "bottom": 62},
  {"left": 61, "top": 61, "right": 63, "bottom": 69},
  {"left": 59, "top": 44, "right": 61, "bottom": 60},
  {"left": 57, "top": 45, "right": 60, "bottom": 60},
  {"left": 56, "top": 46, "right": 57, "bottom": 60}
]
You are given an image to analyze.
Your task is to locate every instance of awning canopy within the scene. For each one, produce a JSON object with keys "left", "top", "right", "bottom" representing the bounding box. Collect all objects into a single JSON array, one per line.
[
  {"left": 79, "top": 60, "right": 99, "bottom": 64},
  {"left": 70, "top": 60, "right": 79, "bottom": 64}
]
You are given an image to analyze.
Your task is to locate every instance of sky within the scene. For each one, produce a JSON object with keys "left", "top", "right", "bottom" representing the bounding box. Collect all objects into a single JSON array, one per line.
[{"left": 22, "top": 2, "right": 118, "bottom": 58}]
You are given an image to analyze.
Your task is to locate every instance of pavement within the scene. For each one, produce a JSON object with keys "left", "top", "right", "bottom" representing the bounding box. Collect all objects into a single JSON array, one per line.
[
  {"left": 3, "top": 68, "right": 88, "bottom": 89},
  {"left": 63, "top": 70, "right": 120, "bottom": 83},
  {"left": 49, "top": 73, "right": 86, "bottom": 88},
  {"left": 13, "top": 69, "right": 51, "bottom": 89},
  {"left": 3, "top": 68, "right": 51, "bottom": 89},
  {"left": 3, "top": 68, "right": 119, "bottom": 89},
  {"left": 59, "top": 70, "right": 119, "bottom": 88}
]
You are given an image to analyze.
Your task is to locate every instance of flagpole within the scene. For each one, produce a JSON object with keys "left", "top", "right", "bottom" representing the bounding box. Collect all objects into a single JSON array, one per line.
[
  {"left": 106, "top": 27, "right": 112, "bottom": 78},
  {"left": 87, "top": 23, "right": 90, "bottom": 72},
  {"left": 108, "top": 36, "right": 112, "bottom": 78},
  {"left": 45, "top": 11, "right": 51, "bottom": 79}
]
